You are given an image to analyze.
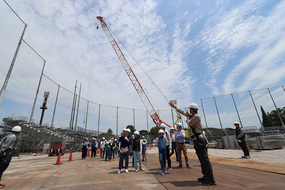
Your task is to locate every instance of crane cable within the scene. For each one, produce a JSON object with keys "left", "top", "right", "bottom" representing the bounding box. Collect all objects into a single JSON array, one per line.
[{"left": 109, "top": 27, "right": 170, "bottom": 104}]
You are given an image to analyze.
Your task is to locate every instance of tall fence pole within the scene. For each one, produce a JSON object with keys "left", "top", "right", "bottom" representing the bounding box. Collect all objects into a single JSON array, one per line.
[
  {"left": 29, "top": 59, "right": 46, "bottom": 123},
  {"left": 69, "top": 80, "right": 77, "bottom": 130},
  {"left": 213, "top": 97, "right": 230, "bottom": 147},
  {"left": 97, "top": 104, "right": 101, "bottom": 136},
  {"left": 249, "top": 90, "right": 264, "bottom": 131},
  {"left": 74, "top": 83, "right": 82, "bottom": 131},
  {"left": 231, "top": 93, "right": 243, "bottom": 127},
  {"left": 133, "top": 109, "right": 135, "bottom": 128},
  {"left": 0, "top": 7, "right": 27, "bottom": 107},
  {"left": 146, "top": 110, "right": 149, "bottom": 136},
  {"left": 85, "top": 100, "right": 89, "bottom": 132},
  {"left": 116, "top": 106, "right": 118, "bottom": 136},
  {"left": 50, "top": 85, "right": 60, "bottom": 128},
  {"left": 200, "top": 99, "right": 213, "bottom": 138},
  {"left": 282, "top": 85, "right": 285, "bottom": 92},
  {"left": 267, "top": 88, "right": 285, "bottom": 128}
]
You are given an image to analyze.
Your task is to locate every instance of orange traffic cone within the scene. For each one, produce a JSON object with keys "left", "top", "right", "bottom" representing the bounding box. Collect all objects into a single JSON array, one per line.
[
  {"left": 87, "top": 149, "right": 90, "bottom": 156},
  {"left": 68, "top": 151, "right": 72, "bottom": 161},
  {"left": 54, "top": 152, "right": 62, "bottom": 165}
]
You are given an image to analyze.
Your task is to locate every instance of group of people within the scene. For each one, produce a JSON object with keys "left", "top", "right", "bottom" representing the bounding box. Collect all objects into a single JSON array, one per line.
[
  {"left": 117, "top": 128, "right": 147, "bottom": 173},
  {"left": 81, "top": 137, "right": 118, "bottom": 161}
]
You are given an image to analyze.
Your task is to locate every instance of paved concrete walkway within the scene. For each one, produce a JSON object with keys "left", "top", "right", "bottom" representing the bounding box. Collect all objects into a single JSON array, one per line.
[{"left": 2, "top": 150, "right": 285, "bottom": 189}]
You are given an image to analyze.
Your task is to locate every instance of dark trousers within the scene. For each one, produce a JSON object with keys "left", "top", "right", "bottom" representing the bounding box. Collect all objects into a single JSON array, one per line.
[
  {"left": 169, "top": 142, "right": 178, "bottom": 161},
  {"left": 119, "top": 153, "right": 129, "bottom": 170},
  {"left": 159, "top": 149, "right": 166, "bottom": 171},
  {"left": 166, "top": 145, "right": 171, "bottom": 168},
  {"left": 100, "top": 148, "right": 105, "bottom": 158},
  {"left": 82, "top": 148, "right": 87, "bottom": 159},
  {"left": 0, "top": 164, "right": 9, "bottom": 181},
  {"left": 91, "top": 148, "right": 97, "bottom": 158},
  {"left": 238, "top": 140, "right": 250, "bottom": 156},
  {"left": 195, "top": 146, "right": 215, "bottom": 182}
]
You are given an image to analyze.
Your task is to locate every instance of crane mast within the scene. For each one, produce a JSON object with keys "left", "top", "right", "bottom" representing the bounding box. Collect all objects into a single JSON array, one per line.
[{"left": 97, "top": 16, "right": 169, "bottom": 129}]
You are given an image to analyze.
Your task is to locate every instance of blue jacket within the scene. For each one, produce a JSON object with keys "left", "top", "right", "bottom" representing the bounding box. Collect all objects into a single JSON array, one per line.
[
  {"left": 105, "top": 145, "right": 111, "bottom": 154},
  {"left": 158, "top": 136, "right": 166, "bottom": 150},
  {"left": 91, "top": 141, "right": 97, "bottom": 149}
]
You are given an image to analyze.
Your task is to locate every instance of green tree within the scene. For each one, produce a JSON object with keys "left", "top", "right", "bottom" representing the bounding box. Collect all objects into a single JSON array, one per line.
[
  {"left": 139, "top": 130, "right": 148, "bottom": 136},
  {"left": 126, "top": 125, "right": 135, "bottom": 134},
  {"left": 261, "top": 106, "right": 270, "bottom": 127},
  {"left": 107, "top": 128, "right": 113, "bottom": 135},
  {"left": 267, "top": 107, "right": 285, "bottom": 127},
  {"left": 149, "top": 126, "right": 158, "bottom": 135}
]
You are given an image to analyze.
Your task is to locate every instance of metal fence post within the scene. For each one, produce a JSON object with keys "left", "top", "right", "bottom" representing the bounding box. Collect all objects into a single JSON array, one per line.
[
  {"left": 74, "top": 83, "right": 82, "bottom": 131},
  {"left": 85, "top": 100, "right": 89, "bottom": 132},
  {"left": 69, "top": 80, "right": 77, "bottom": 130},
  {"left": 200, "top": 99, "right": 213, "bottom": 138},
  {"left": 267, "top": 88, "right": 285, "bottom": 128},
  {"left": 213, "top": 97, "right": 230, "bottom": 147},
  {"left": 116, "top": 106, "right": 118, "bottom": 136},
  {"left": 133, "top": 108, "right": 135, "bottom": 128},
  {"left": 231, "top": 93, "right": 243, "bottom": 127},
  {"left": 50, "top": 85, "right": 60, "bottom": 128},
  {"left": 249, "top": 90, "right": 264, "bottom": 131},
  {"left": 97, "top": 104, "right": 101, "bottom": 136},
  {"left": 146, "top": 110, "right": 149, "bottom": 136}
]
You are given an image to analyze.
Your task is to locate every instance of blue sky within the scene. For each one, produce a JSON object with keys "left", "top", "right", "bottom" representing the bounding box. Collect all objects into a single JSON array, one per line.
[{"left": 1, "top": 0, "right": 285, "bottom": 132}]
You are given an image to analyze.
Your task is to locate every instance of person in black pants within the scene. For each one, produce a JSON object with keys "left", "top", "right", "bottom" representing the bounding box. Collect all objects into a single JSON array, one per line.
[
  {"left": 169, "top": 127, "right": 178, "bottom": 162},
  {"left": 170, "top": 102, "right": 216, "bottom": 186},
  {"left": 0, "top": 126, "right": 21, "bottom": 188},
  {"left": 91, "top": 138, "right": 97, "bottom": 158},
  {"left": 234, "top": 122, "right": 250, "bottom": 159},
  {"left": 82, "top": 138, "right": 89, "bottom": 160}
]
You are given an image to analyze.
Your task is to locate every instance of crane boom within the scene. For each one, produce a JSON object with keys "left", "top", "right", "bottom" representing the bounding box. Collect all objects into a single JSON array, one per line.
[{"left": 97, "top": 16, "right": 170, "bottom": 129}]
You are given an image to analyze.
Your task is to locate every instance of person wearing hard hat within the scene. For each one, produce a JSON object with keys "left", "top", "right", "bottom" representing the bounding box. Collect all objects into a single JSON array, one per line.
[
  {"left": 234, "top": 122, "right": 250, "bottom": 159},
  {"left": 141, "top": 136, "right": 147, "bottom": 161},
  {"left": 170, "top": 102, "right": 216, "bottom": 186},
  {"left": 160, "top": 124, "right": 172, "bottom": 170},
  {"left": 118, "top": 128, "right": 131, "bottom": 174},
  {"left": 91, "top": 138, "right": 97, "bottom": 158},
  {"left": 169, "top": 127, "right": 178, "bottom": 162},
  {"left": 110, "top": 138, "right": 117, "bottom": 161},
  {"left": 105, "top": 141, "right": 111, "bottom": 161},
  {"left": 158, "top": 129, "right": 169, "bottom": 175},
  {"left": 132, "top": 131, "right": 144, "bottom": 172},
  {"left": 175, "top": 123, "right": 191, "bottom": 168},
  {"left": 82, "top": 137, "right": 89, "bottom": 160},
  {"left": 0, "top": 125, "right": 21, "bottom": 188},
  {"left": 100, "top": 137, "right": 106, "bottom": 158}
]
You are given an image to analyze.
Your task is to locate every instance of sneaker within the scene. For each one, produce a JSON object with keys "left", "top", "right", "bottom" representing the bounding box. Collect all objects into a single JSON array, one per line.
[
  {"left": 0, "top": 184, "right": 6, "bottom": 188},
  {"left": 202, "top": 180, "right": 217, "bottom": 186},
  {"left": 110, "top": 160, "right": 112, "bottom": 162},
  {"left": 198, "top": 177, "right": 207, "bottom": 183},
  {"left": 135, "top": 169, "right": 138, "bottom": 172},
  {"left": 140, "top": 167, "right": 144, "bottom": 171},
  {"left": 167, "top": 167, "right": 172, "bottom": 170},
  {"left": 160, "top": 171, "right": 165, "bottom": 175},
  {"left": 164, "top": 170, "right": 169, "bottom": 174},
  {"left": 186, "top": 164, "right": 191, "bottom": 169},
  {"left": 125, "top": 169, "right": 129, "bottom": 173},
  {"left": 241, "top": 156, "right": 246, "bottom": 159},
  {"left": 244, "top": 156, "right": 251, "bottom": 159},
  {"left": 118, "top": 170, "right": 121, "bottom": 174},
  {"left": 177, "top": 165, "right": 183, "bottom": 168},
  {"left": 113, "top": 159, "right": 115, "bottom": 161},
  {"left": 142, "top": 159, "right": 144, "bottom": 161}
]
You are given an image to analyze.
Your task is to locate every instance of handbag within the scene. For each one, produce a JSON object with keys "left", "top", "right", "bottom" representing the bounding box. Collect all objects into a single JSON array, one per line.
[{"left": 120, "top": 147, "right": 129, "bottom": 154}]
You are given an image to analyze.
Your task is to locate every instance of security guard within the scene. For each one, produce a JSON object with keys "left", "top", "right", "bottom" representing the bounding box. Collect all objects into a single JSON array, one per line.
[
  {"left": 0, "top": 125, "right": 21, "bottom": 188},
  {"left": 169, "top": 102, "right": 216, "bottom": 186},
  {"left": 234, "top": 122, "right": 250, "bottom": 159}
]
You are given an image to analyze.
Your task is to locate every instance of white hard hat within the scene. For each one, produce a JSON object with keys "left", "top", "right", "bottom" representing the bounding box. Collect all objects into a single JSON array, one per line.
[
  {"left": 115, "top": 139, "right": 117, "bottom": 141},
  {"left": 158, "top": 129, "right": 164, "bottom": 134},
  {"left": 134, "top": 131, "right": 140, "bottom": 135},
  {"left": 123, "top": 128, "right": 126, "bottom": 131},
  {"left": 92, "top": 138, "right": 95, "bottom": 140},
  {"left": 160, "top": 123, "right": 166, "bottom": 128},
  {"left": 142, "top": 136, "right": 145, "bottom": 138},
  {"left": 126, "top": 128, "right": 131, "bottom": 133},
  {"left": 176, "top": 122, "right": 182, "bottom": 127},
  {"left": 234, "top": 122, "right": 240, "bottom": 125},
  {"left": 189, "top": 103, "right": 199, "bottom": 110},
  {"left": 84, "top": 137, "right": 88, "bottom": 140},
  {"left": 102, "top": 137, "right": 105, "bottom": 140},
  {"left": 111, "top": 138, "right": 114, "bottom": 140},
  {"left": 12, "top": 126, "right": 21, "bottom": 132}
]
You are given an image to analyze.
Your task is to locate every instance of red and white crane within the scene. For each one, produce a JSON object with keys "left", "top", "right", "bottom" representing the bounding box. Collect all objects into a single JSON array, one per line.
[{"left": 97, "top": 16, "right": 170, "bottom": 129}]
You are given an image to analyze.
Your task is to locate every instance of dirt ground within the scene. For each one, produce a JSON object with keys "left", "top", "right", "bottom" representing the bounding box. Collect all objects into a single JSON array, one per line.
[{"left": 2, "top": 149, "right": 285, "bottom": 189}]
